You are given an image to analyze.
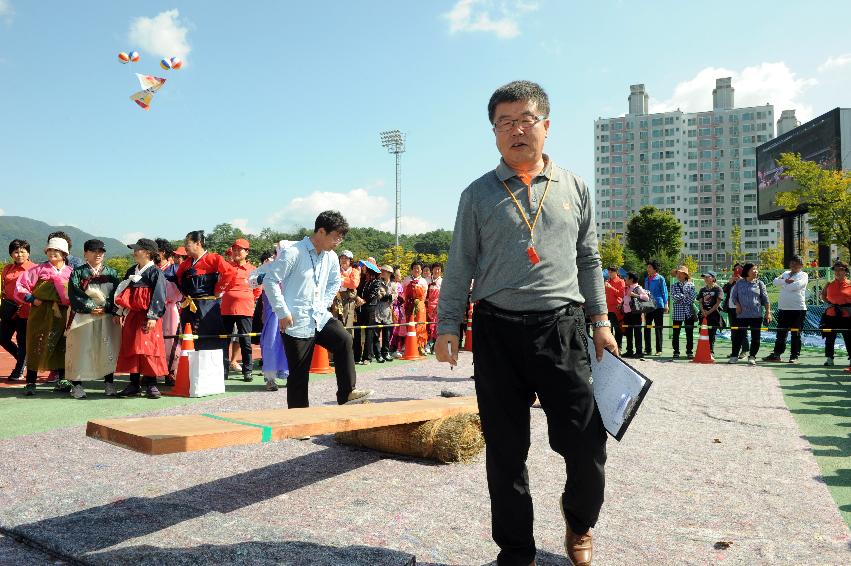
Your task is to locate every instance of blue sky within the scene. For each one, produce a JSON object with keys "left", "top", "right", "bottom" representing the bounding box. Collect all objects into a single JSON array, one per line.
[{"left": 1, "top": 0, "right": 849, "bottom": 243}]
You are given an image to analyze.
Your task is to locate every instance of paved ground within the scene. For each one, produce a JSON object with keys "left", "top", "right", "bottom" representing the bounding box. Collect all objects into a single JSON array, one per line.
[{"left": 0, "top": 351, "right": 849, "bottom": 565}]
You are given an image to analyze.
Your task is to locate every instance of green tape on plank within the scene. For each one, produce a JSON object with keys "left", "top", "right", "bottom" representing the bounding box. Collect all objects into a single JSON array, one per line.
[{"left": 200, "top": 413, "right": 272, "bottom": 442}]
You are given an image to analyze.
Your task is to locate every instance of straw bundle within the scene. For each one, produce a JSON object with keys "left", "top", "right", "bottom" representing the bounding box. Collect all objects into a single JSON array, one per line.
[{"left": 335, "top": 413, "right": 484, "bottom": 463}]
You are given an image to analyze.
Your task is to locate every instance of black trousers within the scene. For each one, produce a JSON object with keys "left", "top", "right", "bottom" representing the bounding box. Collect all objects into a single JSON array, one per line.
[
  {"left": 822, "top": 314, "right": 851, "bottom": 360},
  {"left": 726, "top": 309, "right": 749, "bottom": 353},
  {"left": 373, "top": 325, "right": 391, "bottom": 359},
  {"left": 282, "top": 317, "right": 357, "bottom": 408},
  {"left": 703, "top": 311, "right": 721, "bottom": 353},
  {"left": 643, "top": 308, "right": 664, "bottom": 354},
  {"left": 360, "top": 307, "right": 376, "bottom": 362},
  {"left": 623, "top": 311, "right": 643, "bottom": 354},
  {"left": 607, "top": 311, "right": 623, "bottom": 350},
  {"left": 732, "top": 316, "right": 762, "bottom": 357},
  {"left": 222, "top": 315, "right": 253, "bottom": 375},
  {"left": 672, "top": 315, "right": 696, "bottom": 356},
  {"left": 771, "top": 309, "right": 806, "bottom": 359},
  {"left": 0, "top": 317, "right": 27, "bottom": 372},
  {"left": 473, "top": 302, "right": 607, "bottom": 566}
]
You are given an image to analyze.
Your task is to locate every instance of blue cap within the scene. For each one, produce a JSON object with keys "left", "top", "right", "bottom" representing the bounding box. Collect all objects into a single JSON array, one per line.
[{"left": 701, "top": 271, "right": 717, "bottom": 279}]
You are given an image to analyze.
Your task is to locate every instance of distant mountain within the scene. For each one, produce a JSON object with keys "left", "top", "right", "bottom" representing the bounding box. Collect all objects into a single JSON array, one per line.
[{"left": 0, "top": 216, "right": 130, "bottom": 261}]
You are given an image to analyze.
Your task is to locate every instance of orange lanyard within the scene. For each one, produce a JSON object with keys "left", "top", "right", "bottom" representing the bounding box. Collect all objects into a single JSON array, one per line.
[
  {"left": 501, "top": 172, "right": 553, "bottom": 265},
  {"left": 500, "top": 174, "right": 553, "bottom": 245}
]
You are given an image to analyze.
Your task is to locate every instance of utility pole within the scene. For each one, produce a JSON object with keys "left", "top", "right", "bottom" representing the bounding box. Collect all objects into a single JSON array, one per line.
[{"left": 379, "top": 130, "right": 406, "bottom": 250}]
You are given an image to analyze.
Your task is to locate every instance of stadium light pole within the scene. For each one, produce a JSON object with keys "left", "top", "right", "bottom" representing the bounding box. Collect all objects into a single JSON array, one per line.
[{"left": 379, "top": 130, "right": 406, "bottom": 251}]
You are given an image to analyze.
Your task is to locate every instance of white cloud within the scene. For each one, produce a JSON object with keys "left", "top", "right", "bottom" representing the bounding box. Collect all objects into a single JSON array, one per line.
[
  {"left": 0, "top": 0, "right": 13, "bottom": 24},
  {"left": 818, "top": 53, "right": 851, "bottom": 73},
  {"left": 122, "top": 232, "right": 145, "bottom": 244},
  {"left": 267, "top": 188, "right": 391, "bottom": 230},
  {"left": 0, "top": 208, "right": 4, "bottom": 215},
  {"left": 229, "top": 218, "right": 260, "bottom": 236},
  {"left": 266, "top": 187, "right": 436, "bottom": 234},
  {"left": 444, "top": 0, "right": 538, "bottom": 39},
  {"left": 377, "top": 216, "right": 436, "bottom": 235},
  {"left": 649, "top": 62, "right": 817, "bottom": 121},
  {"left": 128, "top": 9, "right": 191, "bottom": 62}
]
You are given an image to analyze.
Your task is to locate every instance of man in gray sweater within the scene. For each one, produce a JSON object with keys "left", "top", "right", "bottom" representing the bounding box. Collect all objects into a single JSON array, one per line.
[{"left": 435, "top": 81, "right": 616, "bottom": 566}]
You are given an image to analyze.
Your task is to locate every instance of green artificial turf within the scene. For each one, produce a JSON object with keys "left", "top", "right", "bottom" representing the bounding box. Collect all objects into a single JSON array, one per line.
[{"left": 768, "top": 347, "right": 851, "bottom": 529}]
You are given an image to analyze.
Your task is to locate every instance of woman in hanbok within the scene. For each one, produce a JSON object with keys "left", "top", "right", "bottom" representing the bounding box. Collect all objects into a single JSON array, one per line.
[
  {"left": 390, "top": 268, "right": 406, "bottom": 357},
  {"left": 155, "top": 238, "right": 183, "bottom": 385},
  {"left": 15, "top": 237, "right": 73, "bottom": 396},
  {"left": 249, "top": 241, "right": 292, "bottom": 391},
  {"left": 115, "top": 239, "right": 167, "bottom": 399},
  {"left": 175, "top": 230, "right": 235, "bottom": 380},
  {"left": 424, "top": 262, "right": 443, "bottom": 354},
  {"left": 65, "top": 239, "right": 122, "bottom": 399},
  {"left": 404, "top": 275, "right": 428, "bottom": 356}
]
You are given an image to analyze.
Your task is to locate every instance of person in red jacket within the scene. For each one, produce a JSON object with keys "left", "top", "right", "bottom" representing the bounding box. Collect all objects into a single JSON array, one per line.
[
  {"left": 222, "top": 238, "right": 261, "bottom": 381},
  {"left": 604, "top": 266, "right": 625, "bottom": 351},
  {"left": 1, "top": 239, "right": 36, "bottom": 380}
]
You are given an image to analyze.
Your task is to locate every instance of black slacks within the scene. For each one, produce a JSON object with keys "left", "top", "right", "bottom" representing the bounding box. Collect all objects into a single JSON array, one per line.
[
  {"left": 726, "top": 308, "right": 749, "bottom": 353},
  {"left": 771, "top": 309, "right": 806, "bottom": 359},
  {"left": 643, "top": 307, "right": 664, "bottom": 354},
  {"left": 623, "top": 311, "right": 643, "bottom": 355},
  {"left": 732, "top": 316, "right": 762, "bottom": 357},
  {"left": 282, "top": 317, "right": 356, "bottom": 408},
  {"left": 607, "top": 311, "right": 623, "bottom": 350},
  {"left": 222, "top": 315, "right": 253, "bottom": 376},
  {"left": 822, "top": 314, "right": 851, "bottom": 360},
  {"left": 671, "top": 315, "right": 696, "bottom": 356},
  {"left": 473, "top": 301, "right": 607, "bottom": 566},
  {"left": 0, "top": 317, "right": 27, "bottom": 372}
]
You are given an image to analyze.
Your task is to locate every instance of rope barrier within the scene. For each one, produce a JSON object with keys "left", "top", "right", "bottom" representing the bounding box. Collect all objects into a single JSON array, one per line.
[
  {"left": 163, "top": 321, "right": 439, "bottom": 340},
  {"left": 615, "top": 324, "right": 848, "bottom": 332}
]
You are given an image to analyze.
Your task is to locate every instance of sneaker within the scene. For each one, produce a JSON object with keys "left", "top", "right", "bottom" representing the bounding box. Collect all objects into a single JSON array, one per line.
[
  {"left": 265, "top": 381, "right": 279, "bottom": 392},
  {"left": 788, "top": 357, "right": 799, "bottom": 364},
  {"left": 71, "top": 384, "right": 86, "bottom": 399},
  {"left": 824, "top": 357, "right": 835, "bottom": 367},
  {"left": 146, "top": 385, "right": 161, "bottom": 399},
  {"left": 23, "top": 383, "right": 36, "bottom": 396},
  {"left": 728, "top": 356, "right": 738, "bottom": 364},
  {"left": 763, "top": 353, "right": 782, "bottom": 362},
  {"left": 45, "top": 370, "right": 60, "bottom": 383},
  {"left": 655, "top": 350, "right": 663, "bottom": 356},
  {"left": 376, "top": 357, "right": 385, "bottom": 363},
  {"left": 393, "top": 351, "right": 403, "bottom": 359},
  {"left": 104, "top": 382, "right": 117, "bottom": 396},
  {"left": 116, "top": 384, "right": 141, "bottom": 397},
  {"left": 672, "top": 353, "right": 680, "bottom": 360},
  {"left": 383, "top": 355, "right": 394, "bottom": 362},
  {"left": 747, "top": 356, "right": 757, "bottom": 366},
  {"left": 8, "top": 366, "right": 23, "bottom": 381},
  {"left": 53, "top": 379, "right": 72, "bottom": 393},
  {"left": 345, "top": 388, "right": 374, "bottom": 404},
  {"left": 686, "top": 353, "right": 694, "bottom": 360},
  {"left": 242, "top": 373, "right": 254, "bottom": 383},
  {"left": 738, "top": 352, "right": 747, "bottom": 360}
]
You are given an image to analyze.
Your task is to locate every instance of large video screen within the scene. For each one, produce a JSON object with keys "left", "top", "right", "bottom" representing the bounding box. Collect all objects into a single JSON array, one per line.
[{"left": 756, "top": 108, "right": 842, "bottom": 220}]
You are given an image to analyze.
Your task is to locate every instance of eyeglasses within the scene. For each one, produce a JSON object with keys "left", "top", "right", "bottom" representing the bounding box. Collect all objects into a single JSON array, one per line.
[
  {"left": 493, "top": 115, "right": 547, "bottom": 133},
  {"left": 331, "top": 234, "right": 344, "bottom": 243}
]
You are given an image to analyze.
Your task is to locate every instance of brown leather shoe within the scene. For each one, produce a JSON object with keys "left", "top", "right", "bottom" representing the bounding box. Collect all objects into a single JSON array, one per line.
[{"left": 564, "top": 524, "right": 593, "bottom": 565}]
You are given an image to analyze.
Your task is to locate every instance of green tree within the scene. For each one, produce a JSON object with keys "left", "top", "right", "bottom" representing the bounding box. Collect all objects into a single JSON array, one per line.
[
  {"left": 729, "top": 224, "right": 743, "bottom": 266},
  {"left": 775, "top": 152, "right": 851, "bottom": 258},
  {"left": 206, "top": 223, "right": 245, "bottom": 256},
  {"left": 599, "top": 233, "right": 625, "bottom": 269},
  {"left": 682, "top": 255, "right": 699, "bottom": 278},
  {"left": 106, "top": 256, "right": 132, "bottom": 276},
  {"left": 412, "top": 229, "right": 453, "bottom": 255},
  {"left": 622, "top": 248, "right": 645, "bottom": 275},
  {"left": 758, "top": 239, "right": 784, "bottom": 270},
  {"left": 625, "top": 206, "right": 683, "bottom": 263}
]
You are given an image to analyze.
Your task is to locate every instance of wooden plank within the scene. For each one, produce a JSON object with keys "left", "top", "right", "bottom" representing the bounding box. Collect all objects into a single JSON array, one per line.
[{"left": 86, "top": 396, "right": 478, "bottom": 456}]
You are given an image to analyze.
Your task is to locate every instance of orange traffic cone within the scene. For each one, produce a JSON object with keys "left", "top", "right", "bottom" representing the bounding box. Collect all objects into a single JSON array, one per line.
[
  {"left": 462, "top": 303, "right": 474, "bottom": 352},
  {"left": 309, "top": 344, "right": 334, "bottom": 374},
  {"left": 402, "top": 322, "right": 425, "bottom": 360},
  {"left": 166, "top": 323, "right": 194, "bottom": 397},
  {"left": 691, "top": 318, "right": 714, "bottom": 364}
]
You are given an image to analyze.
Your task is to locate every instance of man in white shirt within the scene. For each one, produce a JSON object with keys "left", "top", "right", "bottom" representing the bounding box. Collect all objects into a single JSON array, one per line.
[{"left": 764, "top": 255, "right": 808, "bottom": 363}]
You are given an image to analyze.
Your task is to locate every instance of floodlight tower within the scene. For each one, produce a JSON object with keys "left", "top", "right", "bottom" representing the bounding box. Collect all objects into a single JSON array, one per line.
[{"left": 379, "top": 130, "right": 406, "bottom": 248}]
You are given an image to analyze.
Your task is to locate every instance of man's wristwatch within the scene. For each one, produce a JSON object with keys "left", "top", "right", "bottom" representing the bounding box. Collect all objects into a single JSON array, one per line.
[{"left": 591, "top": 320, "right": 612, "bottom": 329}]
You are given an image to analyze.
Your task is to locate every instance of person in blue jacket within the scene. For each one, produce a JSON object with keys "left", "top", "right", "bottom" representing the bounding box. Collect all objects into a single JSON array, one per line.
[{"left": 643, "top": 259, "right": 669, "bottom": 356}]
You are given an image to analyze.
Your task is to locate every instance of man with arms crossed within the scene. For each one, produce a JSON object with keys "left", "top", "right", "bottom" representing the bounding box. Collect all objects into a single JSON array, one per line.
[
  {"left": 262, "top": 211, "right": 372, "bottom": 408},
  {"left": 435, "top": 81, "right": 616, "bottom": 566}
]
